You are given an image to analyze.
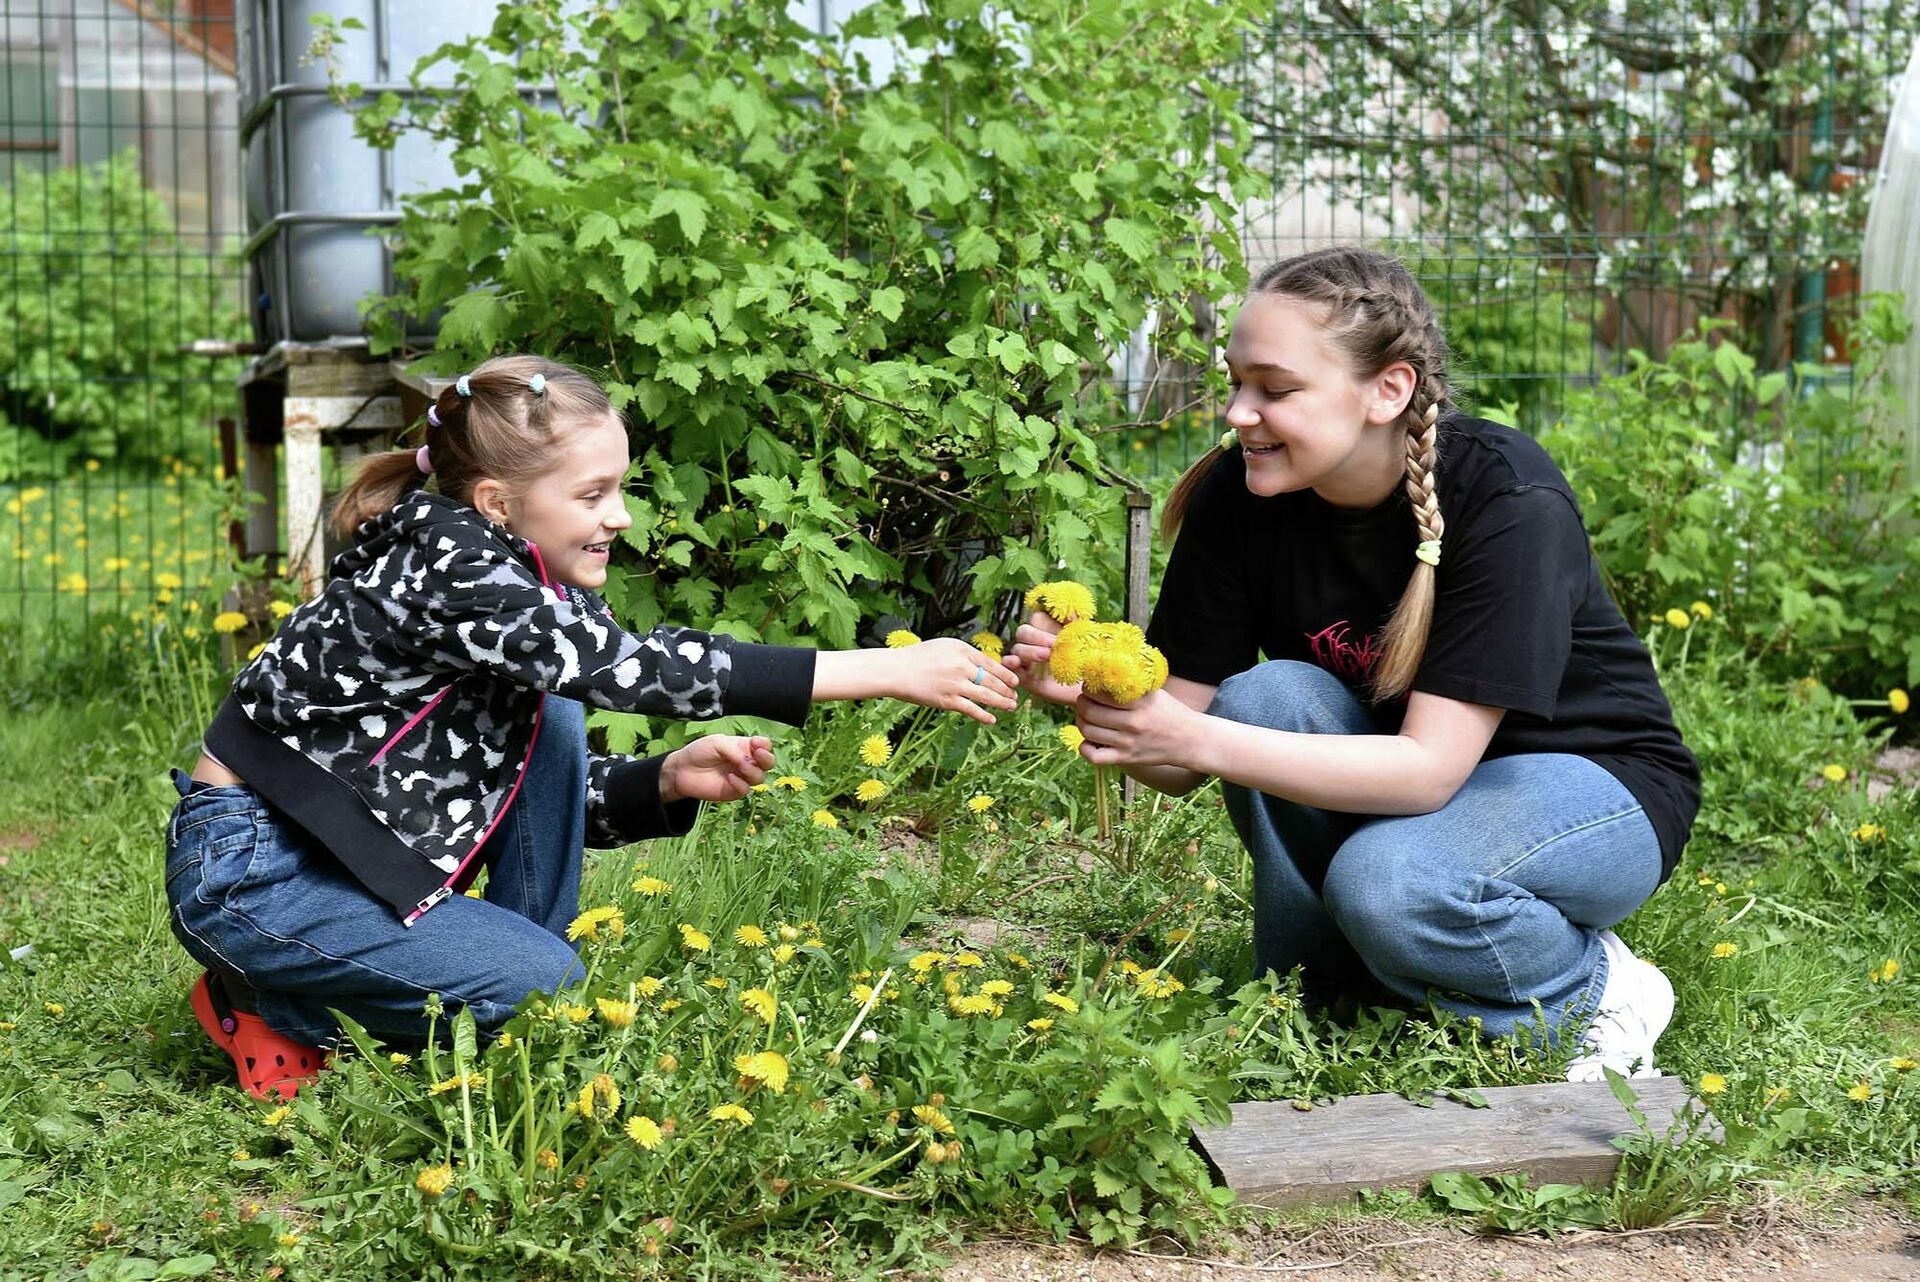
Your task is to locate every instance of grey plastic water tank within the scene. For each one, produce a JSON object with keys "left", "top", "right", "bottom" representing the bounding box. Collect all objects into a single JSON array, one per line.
[{"left": 237, "top": 2, "right": 529, "bottom": 344}]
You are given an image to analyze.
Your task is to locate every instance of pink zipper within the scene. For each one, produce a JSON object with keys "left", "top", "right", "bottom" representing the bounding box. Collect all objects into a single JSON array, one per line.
[
  {"left": 371, "top": 686, "right": 451, "bottom": 764},
  {"left": 403, "top": 538, "right": 556, "bottom": 926}
]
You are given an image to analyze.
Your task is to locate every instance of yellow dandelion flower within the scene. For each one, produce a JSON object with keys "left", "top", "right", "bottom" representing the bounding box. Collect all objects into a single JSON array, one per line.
[
  {"left": 576, "top": 1073, "right": 621, "bottom": 1121},
  {"left": 558, "top": 1003, "right": 593, "bottom": 1023},
  {"left": 811, "top": 809, "right": 839, "bottom": 829},
  {"left": 632, "top": 875, "right": 672, "bottom": 896},
  {"left": 634, "top": 976, "right": 664, "bottom": 998},
  {"left": 1007, "top": 951, "right": 1031, "bottom": 969},
  {"left": 953, "top": 952, "right": 984, "bottom": 968},
  {"left": 212, "top": 611, "right": 249, "bottom": 634},
  {"left": 1697, "top": 1073, "right": 1727, "bottom": 1095},
  {"left": 1853, "top": 823, "right": 1887, "bottom": 843},
  {"left": 246, "top": 642, "right": 266, "bottom": 662},
  {"left": 660, "top": 998, "right": 682, "bottom": 1012},
  {"left": 1822, "top": 763, "right": 1848, "bottom": 783},
  {"left": 1763, "top": 1085, "right": 1792, "bottom": 1107},
  {"left": 705, "top": 976, "right": 730, "bottom": 990},
  {"left": 268, "top": 599, "right": 294, "bottom": 618},
  {"left": 971, "top": 630, "right": 1005, "bottom": 659},
  {"left": 772, "top": 943, "right": 797, "bottom": 964},
  {"left": 430, "top": 1072, "right": 484, "bottom": 1095},
  {"left": 567, "top": 905, "right": 625, "bottom": 942},
  {"left": 1059, "top": 723, "right": 1085, "bottom": 752},
  {"left": 1663, "top": 607, "right": 1691, "bottom": 630},
  {"left": 416, "top": 1164, "right": 454, "bottom": 1197},
  {"left": 709, "top": 1103, "right": 755, "bottom": 1126},
  {"left": 856, "top": 778, "right": 889, "bottom": 804},
  {"left": 859, "top": 734, "right": 893, "bottom": 767},
  {"left": 740, "top": 987, "right": 777, "bottom": 1025},
  {"left": 1847, "top": 1080, "right": 1874, "bottom": 1102},
  {"left": 1711, "top": 942, "right": 1739, "bottom": 959},
  {"left": 1048, "top": 620, "right": 1168, "bottom": 703},
  {"left": 733, "top": 1050, "right": 790, "bottom": 1093},
  {"left": 1690, "top": 600, "right": 1713, "bottom": 621},
  {"left": 679, "top": 924, "right": 712, "bottom": 952},
  {"left": 231, "top": 1149, "right": 251, "bottom": 1162},
  {"left": 1027, "top": 1017, "right": 1055, "bottom": 1031},
  {"left": 596, "top": 998, "right": 638, "bottom": 1028},
  {"left": 43, "top": 1002, "right": 64, "bottom": 1017},
  {"left": 155, "top": 572, "right": 183, "bottom": 590},
  {"left": 388, "top": 1052, "right": 412, "bottom": 1066},
  {"left": 262, "top": 1106, "right": 291, "bottom": 1126},
  {"left": 1870, "top": 957, "right": 1901, "bottom": 983},
  {"left": 625, "top": 1114, "right": 664, "bottom": 1149},
  {"left": 1134, "top": 971, "right": 1185, "bottom": 999},
  {"left": 1888, "top": 1057, "right": 1916, "bottom": 1072},
  {"left": 977, "top": 979, "right": 1014, "bottom": 999},
  {"left": 967, "top": 794, "right": 995, "bottom": 814},
  {"left": 774, "top": 775, "right": 808, "bottom": 790},
  {"left": 734, "top": 924, "right": 769, "bottom": 948},
  {"left": 908, "top": 951, "right": 948, "bottom": 974},
  {"left": 1118, "top": 959, "right": 1143, "bottom": 976},
  {"left": 778, "top": 923, "right": 802, "bottom": 942},
  {"left": 277, "top": 1232, "right": 301, "bottom": 1247},
  {"left": 949, "top": 993, "right": 997, "bottom": 1017},
  {"left": 912, "top": 1104, "right": 956, "bottom": 1134},
  {"left": 885, "top": 628, "right": 921, "bottom": 648},
  {"left": 1166, "top": 928, "right": 1193, "bottom": 944},
  {"left": 1024, "top": 580, "right": 1097, "bottom": 624},
  {"left": 1042, "top": 992, "right": 1078, "bottom": 1013},
  {"left": 1890, "top": 689, "right": 1910, "bottom": 715}
]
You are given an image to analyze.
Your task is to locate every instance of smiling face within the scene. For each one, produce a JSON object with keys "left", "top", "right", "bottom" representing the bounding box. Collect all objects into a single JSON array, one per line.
[
  {"left": 490, "top": 416, "right": 633, "bottom": 589},
  {"left": 1222, "top": 292, "right": 1417, "bottom": 508}
]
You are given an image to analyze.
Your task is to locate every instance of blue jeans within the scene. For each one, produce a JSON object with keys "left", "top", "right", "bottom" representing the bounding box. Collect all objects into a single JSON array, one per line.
[
  {"left": 165, "top": 696, "right": 590, "bottom": 1046},
  {"left": 1213, "top": 661, "right": 1662, "bottom": 1037}
]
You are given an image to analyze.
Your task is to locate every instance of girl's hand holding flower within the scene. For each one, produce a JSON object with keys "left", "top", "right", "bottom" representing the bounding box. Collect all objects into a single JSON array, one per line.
[
  {"left": 1009, "top": 611, "right": 1084, "bottom": 707},
  {"left": 1075, "top": 688, "right": 1203, "bottom": 768},
  {"left": 659, "top": 735, "right": 776, "bottom": 803}
]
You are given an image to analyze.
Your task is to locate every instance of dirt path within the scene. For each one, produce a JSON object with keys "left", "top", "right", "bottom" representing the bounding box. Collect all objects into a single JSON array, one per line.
[{"left": 941, "top": 1202, "right": 1919, "bottom": 1281}]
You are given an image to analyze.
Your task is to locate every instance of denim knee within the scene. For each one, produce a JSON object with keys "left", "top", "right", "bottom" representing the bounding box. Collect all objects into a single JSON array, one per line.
[
  {"left": 463, "top": 939, "right": 585, "bottom": 1027},
  {"left": 1208, "top": 660, "right": 1372, "bottom": 736},
  {"left": 1321, "top": 833, "right": 1455, "bottom": 971}
]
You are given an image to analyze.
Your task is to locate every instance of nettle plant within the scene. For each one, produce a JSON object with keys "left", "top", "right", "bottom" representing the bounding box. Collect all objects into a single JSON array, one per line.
[{"left": 355, "top": 0, "right": 1255, "bottom": 648}]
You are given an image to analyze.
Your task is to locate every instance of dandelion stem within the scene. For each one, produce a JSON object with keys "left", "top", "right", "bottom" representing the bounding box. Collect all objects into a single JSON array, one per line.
[{"left": 832, "top": 965, "right": 894, "bottom": 1057}]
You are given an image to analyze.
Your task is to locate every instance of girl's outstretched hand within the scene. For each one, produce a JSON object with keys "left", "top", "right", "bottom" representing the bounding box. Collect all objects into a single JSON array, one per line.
[
  {"left": 1074, "top": 688, "right": 1200, "bottom": 768},
  {"left": 659, "top": 734, "right": 776, "bottom": 804},
  {"left": 1007, "top": 610, "right": 1082, "bottom": 707},
  {"left": 891, "top": 637, "right": 1020, "bottom": 725}
]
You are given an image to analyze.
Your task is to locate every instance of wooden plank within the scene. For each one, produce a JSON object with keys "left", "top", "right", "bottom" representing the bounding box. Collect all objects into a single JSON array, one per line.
[{"left": 1192, "top": 1077, "right": 1697, "bottom": 1208}]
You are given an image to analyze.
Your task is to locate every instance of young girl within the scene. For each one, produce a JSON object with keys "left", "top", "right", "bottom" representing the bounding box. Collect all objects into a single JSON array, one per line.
[
  {"left": 1013, "top": 248, "right": 1699, "bottom": 1081},
  {"left": 168, "top": 354, "right": 1018, "bottom": 1099}
]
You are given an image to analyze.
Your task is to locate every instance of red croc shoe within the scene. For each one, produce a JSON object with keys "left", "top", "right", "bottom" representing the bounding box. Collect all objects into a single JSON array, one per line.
[{"left": 190, "top": 972, "right": 330, "bottom": 1100}]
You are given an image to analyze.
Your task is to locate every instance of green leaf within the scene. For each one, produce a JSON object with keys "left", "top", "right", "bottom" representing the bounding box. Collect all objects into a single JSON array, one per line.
[
  {"left": 1103, "top": 217, "right": 1154, "bottom": 262},
  {"left": 870, "top": 285, "right": 905, "bottom": 322},
  {"left": 953, "top": 225, "right": 1000, "bottom": 271},
  {"left": 436, "top": 290, "right": 512, "bottom": 350},
  {"left": 648, "top": 189, "right": 710, "bottom": 245}
]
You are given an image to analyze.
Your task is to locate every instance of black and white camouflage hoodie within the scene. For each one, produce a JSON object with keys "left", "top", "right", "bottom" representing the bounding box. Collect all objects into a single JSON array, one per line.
[{"left": 204, "top": 491, "right": 814, "bottom": 924}]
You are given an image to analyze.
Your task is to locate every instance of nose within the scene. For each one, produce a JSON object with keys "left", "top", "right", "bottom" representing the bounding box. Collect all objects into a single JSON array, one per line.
[
  {"left": 1224, "top": 389, "right": 1260, "bottom": 428},
  {"left": 605, "top": 501, "right": 633, "bottom": 531}
]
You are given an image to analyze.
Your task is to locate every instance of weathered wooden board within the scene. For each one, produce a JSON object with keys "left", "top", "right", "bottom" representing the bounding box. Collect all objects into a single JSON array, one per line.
[{"left": 1192, "top": 1077, "right": 1697, "bottom": 1207}]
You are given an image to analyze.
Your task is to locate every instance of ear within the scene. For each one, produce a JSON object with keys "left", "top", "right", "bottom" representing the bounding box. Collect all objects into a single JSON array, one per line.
[
  {"left": 470, "top": 477, "right": 514, "bottom": 528},
  {"left": 1365, "top": 361, "right": 1418, "bottom": 427}
]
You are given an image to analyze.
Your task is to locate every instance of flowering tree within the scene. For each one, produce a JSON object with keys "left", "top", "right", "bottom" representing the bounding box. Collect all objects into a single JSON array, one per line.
[{"left": 1245, "top": 1, "right": 1920, "bottom": 366}]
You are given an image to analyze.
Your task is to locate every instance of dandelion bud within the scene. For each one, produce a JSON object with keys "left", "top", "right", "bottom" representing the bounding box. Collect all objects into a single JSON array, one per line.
[
  {"left": 928, "top": 1092, "right": 945, "bottom": 1107},
  {"left": 924, "top": 1141, "right": 948, "bottom": 1164},
  {"left": 657, "top": 1053, "right": 679, "bottom": 1073}
]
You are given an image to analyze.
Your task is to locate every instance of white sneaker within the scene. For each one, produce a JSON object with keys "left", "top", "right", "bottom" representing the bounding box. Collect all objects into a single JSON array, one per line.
[{"left": 1564, "top": 929, "right": 1674, "bottom": 1083}]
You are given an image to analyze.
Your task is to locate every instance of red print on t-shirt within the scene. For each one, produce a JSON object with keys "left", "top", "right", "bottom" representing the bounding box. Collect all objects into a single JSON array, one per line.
[{"left": 1305, "top": 620, "right": 1380, "bottom": 682}]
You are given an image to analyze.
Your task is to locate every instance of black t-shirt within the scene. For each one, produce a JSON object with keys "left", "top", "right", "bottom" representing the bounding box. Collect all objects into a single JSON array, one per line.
[{"left": 1146, "top": 413, "right": 1699, "bottom": 881}]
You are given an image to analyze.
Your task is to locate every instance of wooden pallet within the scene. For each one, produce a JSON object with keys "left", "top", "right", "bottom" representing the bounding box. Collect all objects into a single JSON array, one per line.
[{"left": 1192, "top": 1077, "right": 1699, "bottom": 1207}]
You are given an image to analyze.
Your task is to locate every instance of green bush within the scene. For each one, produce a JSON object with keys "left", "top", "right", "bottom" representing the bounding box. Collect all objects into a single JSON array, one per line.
[
  {"left": 0, "top": 151, "right": 243, "bottom": 481},
  {"left": 356, "top": 0, "right": 1255, "bottom": 647},
  {"left": 1540, "top": 293, "right": 1920, "bottom": 690}
]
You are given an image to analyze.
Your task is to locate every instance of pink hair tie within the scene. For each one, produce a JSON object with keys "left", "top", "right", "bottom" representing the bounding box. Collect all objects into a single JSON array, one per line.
[{"left": 415, "top": 444, "right": 434, "bottom": 475}]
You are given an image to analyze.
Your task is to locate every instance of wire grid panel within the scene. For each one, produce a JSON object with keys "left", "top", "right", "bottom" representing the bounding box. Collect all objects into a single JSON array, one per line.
[{"left": 1, "top": 0, "right": 246, "bottom": 662}]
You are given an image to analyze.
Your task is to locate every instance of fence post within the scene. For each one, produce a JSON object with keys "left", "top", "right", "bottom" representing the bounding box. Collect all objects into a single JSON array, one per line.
[{"left": 1121, "top": 489, "right": 1153, "bottom": 810}]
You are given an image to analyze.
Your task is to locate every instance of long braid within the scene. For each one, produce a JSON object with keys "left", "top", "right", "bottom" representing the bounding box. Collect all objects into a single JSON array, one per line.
[
  {"left": 1372, "top": 393, "right": 1445, "bottom": 700},
  {"left": 1404, "top": 398, "right": 1444, "bottom": 553}
]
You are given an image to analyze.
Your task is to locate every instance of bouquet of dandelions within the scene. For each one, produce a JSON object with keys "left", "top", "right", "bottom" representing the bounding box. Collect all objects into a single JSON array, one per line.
[{"left": 1024, "top": 581, "right": 1169, "bottom": 839}]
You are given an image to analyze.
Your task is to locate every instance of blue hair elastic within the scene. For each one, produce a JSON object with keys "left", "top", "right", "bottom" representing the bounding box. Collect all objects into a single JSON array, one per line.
[
  {"left": 425, "top": 404, "right": 441, "bottom": 428},
  {"left": 528, "top": 373, "right": 546, "bottom": 396},
  {"left": 455, "top": 375, "right": 472, "bottom": 398}
]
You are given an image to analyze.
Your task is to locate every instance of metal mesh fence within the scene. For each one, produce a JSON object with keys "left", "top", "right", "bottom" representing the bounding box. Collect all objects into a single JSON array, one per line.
[
  {"left": 3, "top": 1, "right": 1914, "bottom": 646},
  {"left": 1, "top": 0, "right": 245, "bottom": 677}
]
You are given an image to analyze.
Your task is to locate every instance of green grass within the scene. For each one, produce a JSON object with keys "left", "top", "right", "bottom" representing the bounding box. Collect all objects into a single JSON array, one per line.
[{"left": 0, "top": 615, "right": 1915, "bottom": 1278}]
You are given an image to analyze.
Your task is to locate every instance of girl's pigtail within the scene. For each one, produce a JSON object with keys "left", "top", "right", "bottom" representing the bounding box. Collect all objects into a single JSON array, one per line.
[
  {"left": 1370, "top": 398, "right": 1445, "bottom": 701},
  {"left": 328, "top": 449, "right": 428, "bottom": 539},
  {"left": 1159, "top": 444, "right": 1231, "bottom": 541}
]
